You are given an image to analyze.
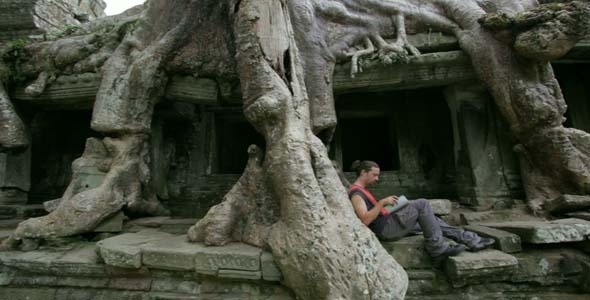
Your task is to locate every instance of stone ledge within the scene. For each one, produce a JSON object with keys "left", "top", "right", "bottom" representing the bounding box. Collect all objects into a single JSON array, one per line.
[
  {"left": 482, "top": 218, "right": 590, "bottom": 244},
  {"left": 96, "top": 230, "right": 280, "bottom": 282}
]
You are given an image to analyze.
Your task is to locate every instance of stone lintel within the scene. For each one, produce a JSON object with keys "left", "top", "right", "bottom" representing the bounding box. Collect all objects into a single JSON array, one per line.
[
  {"left": 9, "top": 38, "right": 590, "bottom": 108},
  {"left": 333, "top": 51, "right": 474, "bottom": 94}
]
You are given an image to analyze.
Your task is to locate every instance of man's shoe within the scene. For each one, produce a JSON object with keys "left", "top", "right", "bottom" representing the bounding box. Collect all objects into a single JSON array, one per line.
[
  {"left": 469, "top": 237, "right": 496, "bottom": 251},
  {"left": 431, "top": 244, "right": 467, "bottom": 266}
]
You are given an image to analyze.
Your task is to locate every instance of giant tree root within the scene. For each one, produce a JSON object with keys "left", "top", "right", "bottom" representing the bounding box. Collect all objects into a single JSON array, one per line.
[
  {"left": 1, "top": 134, "right": 167, "bottom": 250},
  {"left": 187, "top": 145, "right": 278, "bottom": 248}
]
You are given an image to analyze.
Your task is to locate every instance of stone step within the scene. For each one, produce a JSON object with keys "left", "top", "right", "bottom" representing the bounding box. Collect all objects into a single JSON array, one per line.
[
  {"left": 96, "top": 229, "right": 176, "bottom": 269},
  {"left": 511, "top": 248, "right": 587, "bottom": 286},
  {"left": 463, "top": 225, "right": 522, "bottom": 253},
  {"left": 445, "top": 249, "right": 518, "bottom": 287},
  {"left": 544, "top": 195, "right": 590, "bottom": 214},
  {"left": 482, "top": 218, "right": 590, "bottom": 244},
  {"left": 565, "top": 211, "right": 590, "bottom": 221},
  {"left": 96, "top": 230, "right": 281, "bottom": 282}
]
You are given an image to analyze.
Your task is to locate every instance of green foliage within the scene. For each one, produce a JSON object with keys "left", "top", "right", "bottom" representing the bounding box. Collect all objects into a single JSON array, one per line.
[{"left": 1, "top": 38, "right": 31, "bottom": 83}]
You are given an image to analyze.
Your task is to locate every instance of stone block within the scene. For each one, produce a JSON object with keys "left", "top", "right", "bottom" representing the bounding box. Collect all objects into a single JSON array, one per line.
[
  {"left": 0, "top": 189, "right": 27, "bottom": 206},
  {"left": 0, "top": 205, "right": 17, "bottom": 219},
  {"left": 96, "top": 229, "right": 174, "bottom": 269},
  {"left": 566, "top": 211, "right": 590, "bottom": 221},
  {"left": 445, "top": 249, "right": 518, "bottom": 287},
  {"left": 0, "top": 250, "right": 64, "bottom": 273},
  {"left": 381, "top": 235, "right": 432, "bottom": 269},
  {"left": 142, "top": 235, "right": 205, "bottom": 271},
  {"left": 194, "top": 242, "right": 262, "bottom": 276},
  {"left": 217, "top": 269, "right": 262, "bottom": 280},
  {"left": 0, "top": 288, "right": 58, "bottom": 300},
  {"left": 463, "top": 224, "right": 522, "bottom": 253},
  {"left": 159, "top": 218, "right": 198, "bottom": 235},
  {"left": 511, "top": 249, "right": 585, "bottom": 285},
  {"left": 427, "top": 199, "right": 452, "bottom": 215},
  {"left": 108, "top": 277, "right": 152, "bottom": 291},
  {"left": 50, "top": 243, "right": 105, "bottom": 276},
  {"left": 545, "top": 195, "right": 590, "bottom": 213},
  {"left": 261, "top": 251, "right": 282, "bottom": 281},
  {"left": 483, "top": 218, "right": 590, "bottom": 244},
  {"left": 0, "top": 148, "right": 31, "bottom": 194},
  {"left": 151, "top": 278, "right": 199, "bottom": 294},
  {"left": 94, "top": 211, "right": 124, "bottom": 233},
  {"left": 460, "top": 205, "right": 540, "bottom": 225}
]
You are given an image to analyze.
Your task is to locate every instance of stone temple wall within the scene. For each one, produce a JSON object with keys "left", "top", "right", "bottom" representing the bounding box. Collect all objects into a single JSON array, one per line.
[{"left": 0, "top": 0, "right": 106, "bottom": 42}]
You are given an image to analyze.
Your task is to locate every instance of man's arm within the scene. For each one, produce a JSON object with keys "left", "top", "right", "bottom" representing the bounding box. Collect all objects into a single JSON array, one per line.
[{"left": 351, "top": 194, "right": 396, "bottom": 225}]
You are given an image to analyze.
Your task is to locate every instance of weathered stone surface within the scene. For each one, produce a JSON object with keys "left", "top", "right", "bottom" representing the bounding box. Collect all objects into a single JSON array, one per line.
[
  {"left": 427, "top": 199, "right": 452, "bottom": 215},
  {"left": 460, "top": 206, "right": 541, "bottom": 225},
  {"left": 193, "top": 242, "right": 262, "bottom": 276},
  {"left": 94, "top": 211, "right": 124, "bottom": 233},
  {"left": 511, "top": 249, "right": 586, "bottom": 285},
  {"left": 50, "top": 243, "right": 105, "bottom": 276},
  {"left": 381, "top": 235, "right": 432, "bottom": 269},
  {"left": 142, "top": 235, "right": 205, "bottom": 271},
  {"left": 0, "top": 148, "right": 31, "bottom": 195},
  {"left": 463, "top": 225, "right": 522, "bottom": 253},
  {"left": 96, "top": 230, "right": 174, "bottom": 269},
  {"left": 159, "top": 218, "right": 198, "bottom": 235},
  {"left": 566, "top": 211, "right": 590, "bottom": 221},
  {"left": 445, "top": 84, "right": 513, "bottom": 209},
  {"left": 217, "top": 269, "right": 262, "bottom": 280},
  {"left": 445, "top": 249, "right": 518, "bottom": 287},
  {"left": 483, "top": 218, "right": 590, "bottom": 244},
  {"left": 0, "top": 250, "right": 64, "bottom": 273},
  {"left": 165, "top": 76, "right": 218, "bottom": 105},
  {"left": 151, "top": 278, "right": 199, "bottom": 294},
  {"left": 261, "top": 251, "right": 282, "bottom": 282},
  {"left": 545, "top": 195, "right": 590, "bottom": 213},
  {"left": 0, "top": 0, "right": 106, "bottom": 41},
  {"left": 334, "top": 51, "right": 475, "bottom": 94}
]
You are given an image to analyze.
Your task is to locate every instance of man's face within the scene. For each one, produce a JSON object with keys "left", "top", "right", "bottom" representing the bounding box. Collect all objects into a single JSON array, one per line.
[{"left": 363, "top": 167, "right": 380, "bottom": 186}]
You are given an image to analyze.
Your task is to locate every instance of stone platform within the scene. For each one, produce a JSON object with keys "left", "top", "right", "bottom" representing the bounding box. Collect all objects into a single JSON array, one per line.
[{"left": 1, "top": 218, "right": 590, "bottom": 299}]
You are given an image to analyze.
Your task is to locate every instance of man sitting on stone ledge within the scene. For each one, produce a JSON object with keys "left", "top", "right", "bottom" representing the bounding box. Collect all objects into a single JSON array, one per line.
[{"left": 348, "top": 160, "right": 495, "bottom": 264}]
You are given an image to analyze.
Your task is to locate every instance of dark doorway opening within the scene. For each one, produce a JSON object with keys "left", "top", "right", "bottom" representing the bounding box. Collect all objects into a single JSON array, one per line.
[{"left": 216, "top": 115, "right": 264, "bottom": 174}]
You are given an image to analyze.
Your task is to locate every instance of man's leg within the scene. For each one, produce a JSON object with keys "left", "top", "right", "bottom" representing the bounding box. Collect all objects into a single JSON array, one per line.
[
  {"left": 410, "top": 201, "right": 495, "bottom": 251},
  {"left": 436, "top": 216, "right": 481, "bottom": 248},
  {"left": 393, "top": 199, "right": 449, "bottom": 256}
]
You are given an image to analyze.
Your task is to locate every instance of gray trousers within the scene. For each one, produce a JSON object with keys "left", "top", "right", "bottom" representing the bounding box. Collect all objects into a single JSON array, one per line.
[{"left": 378, "top": 199, "right": 482, "bottom": 257}]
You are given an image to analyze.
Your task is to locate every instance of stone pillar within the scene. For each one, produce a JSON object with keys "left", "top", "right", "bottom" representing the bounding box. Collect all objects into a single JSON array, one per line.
[
  {"left": 0, "top": 147, "right": 31, "bottom": 205},
  {"left": 444, "top": 84, "right": 512, "bottom": 209}
]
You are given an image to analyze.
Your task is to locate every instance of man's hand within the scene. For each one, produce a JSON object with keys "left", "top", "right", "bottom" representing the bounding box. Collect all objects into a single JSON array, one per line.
[{"left": 379, "top": 195, "right": 398, "bottom": 206}]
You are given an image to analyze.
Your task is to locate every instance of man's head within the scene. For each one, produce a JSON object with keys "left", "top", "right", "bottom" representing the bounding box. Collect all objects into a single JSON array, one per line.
[{"left": 351, "top": 160, "right": 380, "bottom": 186}]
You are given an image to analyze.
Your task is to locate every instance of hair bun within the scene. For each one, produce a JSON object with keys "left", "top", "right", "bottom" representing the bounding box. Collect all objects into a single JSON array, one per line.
[{"left": 350, "top": 160, "right": 361, "bottom": 170}]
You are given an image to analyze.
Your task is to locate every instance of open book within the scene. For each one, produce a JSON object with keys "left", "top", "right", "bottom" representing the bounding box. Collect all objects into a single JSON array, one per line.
[{"left": 384, "top": 195, "right": 409, "bottom": 214}]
